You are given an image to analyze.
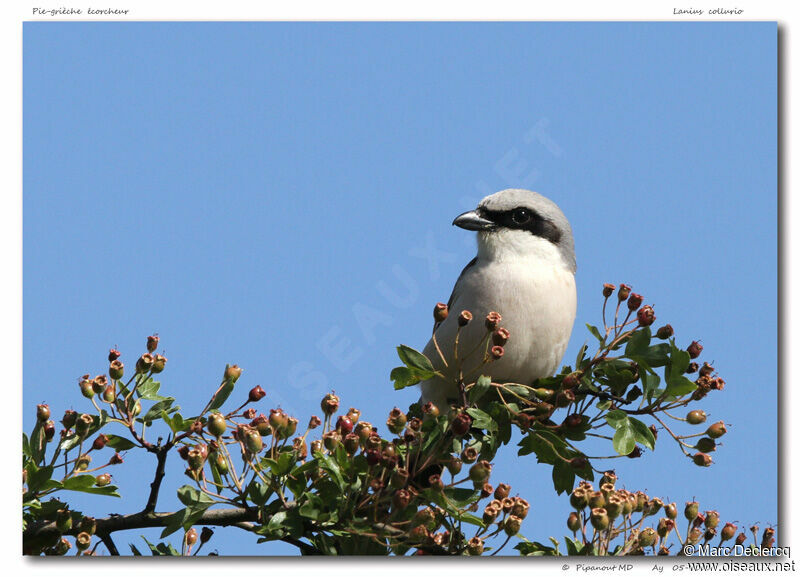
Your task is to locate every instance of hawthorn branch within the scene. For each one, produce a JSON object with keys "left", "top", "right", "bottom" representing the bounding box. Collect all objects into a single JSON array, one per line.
[
  {"left": 144, "top": 444, "right": 170, "bottom": 513},
  {"left": 98, "top": 532, "right": 119, "bottom": 556},
  {"left": 24, "top": 507, "right": 259, "bottom": 545},
  {"left": 23, "top": 503, "right": 321, "bottom": 555},
  {"left": 575, "top": 387, "right": 630, "bottom": 405}
]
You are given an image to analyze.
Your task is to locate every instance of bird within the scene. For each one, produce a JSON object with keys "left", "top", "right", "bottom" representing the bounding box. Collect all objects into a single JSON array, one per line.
[{"left": 419, "top": 188, "right": 577, "bottom": 409}]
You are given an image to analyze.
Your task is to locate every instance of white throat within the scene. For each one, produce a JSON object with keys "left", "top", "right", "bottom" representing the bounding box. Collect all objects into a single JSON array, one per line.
[{"left": 477, "top": 229, "right": 570, "bottom": 270}]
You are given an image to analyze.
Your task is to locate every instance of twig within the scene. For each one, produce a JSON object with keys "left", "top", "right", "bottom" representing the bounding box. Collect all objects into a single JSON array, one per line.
[
  {"left": 144, "top": 445, "right": 170, "bottom": 513},
  {"left": 24, "top": 506, "right": 270, "bottom": 547},
  {"left": 98, "top": 532, "right": 119, "bottom": 556}
]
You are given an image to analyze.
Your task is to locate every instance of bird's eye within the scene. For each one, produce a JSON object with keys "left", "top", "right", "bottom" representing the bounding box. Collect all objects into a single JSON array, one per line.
[{"left": 511, "top": 208, "right": 532, "bottom": 225}]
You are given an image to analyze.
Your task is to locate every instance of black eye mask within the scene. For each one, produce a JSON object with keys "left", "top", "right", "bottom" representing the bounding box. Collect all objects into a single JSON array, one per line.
[{"left": 478, "top": 206, "right": 562, "bottom": 246}]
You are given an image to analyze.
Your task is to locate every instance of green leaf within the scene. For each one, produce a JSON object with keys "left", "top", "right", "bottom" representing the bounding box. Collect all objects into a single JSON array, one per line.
[
  {"left": 586, "top": 324, "right": 606, "bottom": 344},
  {"left": 299, "top": 495, "right": 322, "bottom": 520},
  {"left": 159, "top": 509, "right": 188, "bottom": 539},
  {"left": 575, "top": 343, "right": 589, "bottom": 370},
  {"left": 138, "top": 399, "right": 178, "bottom": 425},
  {"left": 580, "top": 374, "right": 599, "bottom": 392},
  {"left": 518, "top": 433, "right": 551, "bottom": 460},
  {"left": 265, "top": 452, "right": 295, "bottom": 477},
  {"left": 163, "top": 412, "right": 194, "bottom": 433},
  {"left": 142, "top": 536, "right": 161, "bottom": 555},
  {"left": 390, "top": 366, "right": 422, "bottom": 390},
  {"left": 22, "top": 433, "right": 32, "bottom": 459},
  {"left": 391, "top": 345, "right": 437, "bottom": 390},
  {"left": 640, "top": 369, "right": 661, "bottom": 399},
  {"left": 209, "top": 452, "right": 223, "bottom": 488},
  {"left": 161, "top": 486, "right": 214, "bottom": 537},
  {"left": 666, "top": 340, "right": 691, "bottom": 378},
  {"left": 62, "top": 475, "right": 96, "bottom": 490},
  {"left": 564, "top": 536, "right": 586, "bottom": 555},
  {"left": 247, "top": 481, "right": 271, "bottom": 506},
  {"left": 177, "top": 485, "right": 215, "bottom": 509},
  {"left": 572, "top": 455, "right": 594, "bottom": 482},
  {"left": 459, "top": 512, "right": 487, "bottom": 528},
  {"left": 316, "top": 451, "right": 345, "bottom": 490},
  {"left": 157, "top": 542, "right": 180, "bottom": 556},
  {"left": 502, "top": 383, "right": 532, "bottom": 398},
  {"left": 442, "top": 487, "right": 481, "bottom": 508},
  {"left": 266, "top": 511, "right": 287, "bottom": 532},
  {"left": 26, "top": 465, "right": 54, "bottom": 493},
  {"left": 62, "top": 474, "right": 121, "bottom": 497},
  {"left": 625, "top": 327, "right": 651, "bottom": 357},
  {"left": 485, "top": 401, "right": 513, "bottom": 446},
  {"left": 142, "top": 536, "right": 180, "bottom": 556},
  {"left": 605, "top": 409, "right": 628, "bottom": 429},
  {"left": 59, "top": 433, "right": 82, "bottom": 453},
  {"left": 665, "top": 375, "right": 697, "bottom": 398},
  {"left": 629, "top": 417, "right": 656, "bottom": 450},
  {"left": 561, "top": 415, "right": 591, "bottom": 441},
  {"left": 208, "top": 377, "right": 236, "bottom": 412},
  {"left": 664, "top": 342, "right": 696, "bottom": 397},
  {"left": 517, "top": 428, "right": 571, "bottom": 465},
  {"left": 612, "top": 422, "right": 636, "bottom": 456},
  {"left": 397, "top": 344, "right": 435, "bottom": 374},
  {"left": 281, "top": 510, "right": 305, "bottom": 539},
  {"left": 137, "top": 378, "right": 168, "bottom": 401},
  {"left": 424, "top": 493, "right": 484, "bottom": 528},
  {"left": 516, "top": 540, "right": 559, "bottom": 556},
  {"left": 29, "top": 422, "right": 45, "bottom": 466},
  {"left": 466, "top": 408, "right": 497, "bottom": 432},
  {"left": 632, "top": 343, "right": 671, "bottom": 368},
  {"left": 104, "top": 434, "right": 137, "bottom": 451},
  {"left": 469, "top": 375, "right": 491, "bottom": 403},
  {"left": 605, "top": 410, "right": 637, "bottom": 455},
  {"left": 552, "top": 460, "right": 576, "bottom": 495}
]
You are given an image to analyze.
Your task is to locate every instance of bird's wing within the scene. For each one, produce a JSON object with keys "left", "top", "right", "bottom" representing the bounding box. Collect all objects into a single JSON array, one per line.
[{"left": 433, "top": 256, "right": 478, "bottom": 335}]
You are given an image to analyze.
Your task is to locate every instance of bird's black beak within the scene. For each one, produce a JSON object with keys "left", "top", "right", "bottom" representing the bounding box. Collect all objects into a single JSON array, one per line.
[{"left": 453, "top": 210, "right": 495, "bottom": 231}]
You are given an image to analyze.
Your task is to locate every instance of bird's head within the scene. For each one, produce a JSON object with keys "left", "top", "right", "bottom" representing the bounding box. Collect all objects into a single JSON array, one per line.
[{"left": 453, "top": 189, "right": 576, "bottom": 272}]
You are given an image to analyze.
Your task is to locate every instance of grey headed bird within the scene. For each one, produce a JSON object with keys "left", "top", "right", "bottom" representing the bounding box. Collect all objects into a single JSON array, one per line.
[{"left": 420, "top": 189, "right": 577, "bottom": 409}]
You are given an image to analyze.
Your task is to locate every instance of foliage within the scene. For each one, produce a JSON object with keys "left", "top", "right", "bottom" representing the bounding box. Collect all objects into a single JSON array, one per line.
[{"left": 22, "top": 284, "right": 774, "bottom": 556}]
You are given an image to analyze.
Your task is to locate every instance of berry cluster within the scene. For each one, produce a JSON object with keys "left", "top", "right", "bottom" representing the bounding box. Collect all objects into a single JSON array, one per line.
[
  {"left": 22, "top": 283, "right": 768, "bottom": 556},
  {"left": 564, "top": 472, "right": 772, "bottom": 556}
]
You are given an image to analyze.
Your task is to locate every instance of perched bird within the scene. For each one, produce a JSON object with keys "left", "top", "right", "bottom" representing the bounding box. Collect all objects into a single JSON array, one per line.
[{"left": 420, "top": 189, "right": 577, "bottom": 409}]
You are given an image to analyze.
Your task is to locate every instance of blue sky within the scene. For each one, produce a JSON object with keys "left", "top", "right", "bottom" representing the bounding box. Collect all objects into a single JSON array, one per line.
[{"left": 23, "top": 22, "right": 777, "bottom": 555}]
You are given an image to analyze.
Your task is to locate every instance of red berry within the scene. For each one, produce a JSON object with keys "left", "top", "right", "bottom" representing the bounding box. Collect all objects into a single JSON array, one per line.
[
  {"left": 92, "top": 434, "right": 108, "bottom": 451},
  {"left": 146, "top": 335, "right": 159, "bottom": 353},
  {"left": 433, "top": 302, "right": 448, "bottom": 323},
  {"left": 687, "top": 341, "right": 703, "bottom": 359},
  {"left": 637, "top": 305, "right": 656, "bottom": 327},
  {"left": 451, "top": 412, "right": 472, "bottom": 436},
  {"left": 36, "top": 404, "right": 50, "bottom": 422},
  {"left": 366, "top": 449, "right": 382, "bottom": 466},
  {"left": 656, "top": 324, "right": 674, "bottom": 339},
  {"left": 485, "top": 312, "right": 502, "bottom": 331},
  {"left": 336, "top": 415, "right": 354, "bottom": 435},
  {"left": 686, "top": 410, "right": 707, "bottom": 425},
  {"left": 492, "top": 328, "right": 510, "bottom": 346},
  {"left": 248, "top": 385, "right": 266, "bottom": 403},
  {"left": 224, "top": 364, "right": 243, "bottom": 383}
]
